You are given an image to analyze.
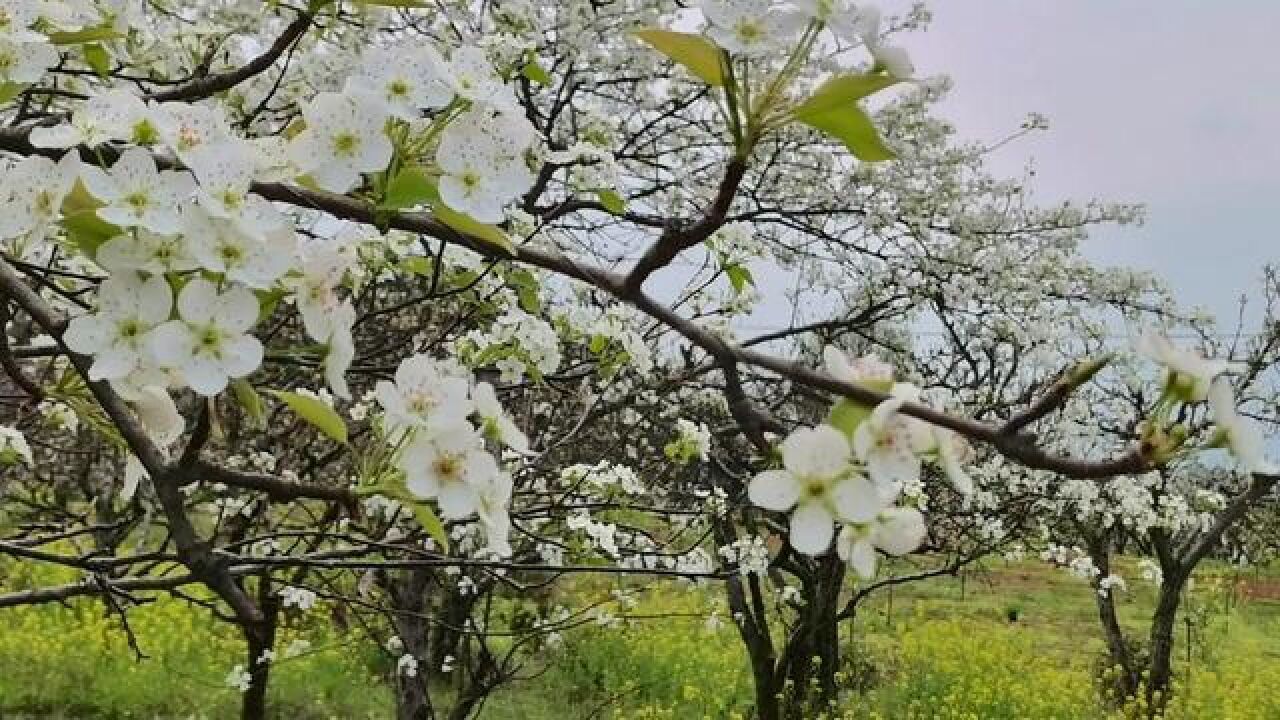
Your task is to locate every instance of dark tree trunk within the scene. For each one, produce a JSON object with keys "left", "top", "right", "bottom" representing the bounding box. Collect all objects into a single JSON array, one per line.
[
  {"left": 241, "top": 584, "right": 281, "bottom": 720},
  {"left": 777, "top": 555, "right": 845, "bottom": 719},
  {"left": 1086, "top": 534, "right": 1139, "bottom": 699},
  {"left": 387, "top": 567, "right": 435, "bottom": 720},
  {"left": 1144, "top": 569, "right": 1188, "bottom": 714}
]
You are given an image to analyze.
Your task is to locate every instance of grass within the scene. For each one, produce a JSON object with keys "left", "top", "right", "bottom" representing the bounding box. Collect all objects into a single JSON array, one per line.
[{"left": 2, "top": 555, "right": 1279, "bottom": 718}]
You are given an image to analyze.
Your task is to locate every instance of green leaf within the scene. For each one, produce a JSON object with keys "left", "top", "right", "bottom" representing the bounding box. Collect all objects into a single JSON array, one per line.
[
  {"left": 409, "top": 501, "right": 450, "bottom": 551},
  {"left": 382, "top": 166, "right": 436, "bottom": 210},
  {"left": 725, "top": 264, "right": 753, "bottom": 293},
  {"left": 351, "top": 0, "right": 427, "bottom": 6},
  {"left": 47, "top": 26, "right": 123, "bottom": 45},
  {"left": 431, "top": 202, "right": 516, "bottom": 256},
  {"left": 0, "top": 83, "right": 26, "bottom": 105},
  {"left": 269, "top": 390, "right": 348, "bottom": 444},
  {"left": 399, "top": 255, "right": 433, "bottom": 276},
  {"left": 521, "top": 59, "right": 551, "bottom": 86},
  {"left": 632, "top": 29, "right": 726, "bottom": 86},
  {"left": 828, "top": 398, "right": 874, "bottom": 440},
  {"left": 597, "top": 189, "right": 626, "bottom": 215},
  {"left": 799, "top": 105, "right": 896, "bottom": 162},
  {"left": 61, "top": 180, "right": 121, "bottom": 257},
  {"left": 82, "top": 44, "right": 111, "bottom": 77},
  {"left": 231, "top": 380, "right": 266, "bottom": 430},
  {"left": 792, "top": 74, "right": 900, "bottom": 118}
]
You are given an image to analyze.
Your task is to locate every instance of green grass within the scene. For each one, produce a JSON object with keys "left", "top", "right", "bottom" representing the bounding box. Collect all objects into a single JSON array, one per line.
[{"left": 3, "top": 556, "right": 1279, "bottom": 718}]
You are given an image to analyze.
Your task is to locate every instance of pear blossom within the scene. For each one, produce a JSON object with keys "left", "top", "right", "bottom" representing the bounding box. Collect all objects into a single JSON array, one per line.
[
  {"left": 79, "top": 148, "right": 195, "bottom": 234},
  {"left": 932, "top": 427, "right": 975, "bottom": 495},
  {"left": 376, "top": 355, "right": 473, "bottom": 436},
  {"left": 286, "top": 244, "right": 354, "bottom": 342},
  {"left": 446, "top": 46, "right": 514, "bottom": 110},
  {"left": 794, "top": 0, "right": 878, "bottom": 44},
  {"left": 435, "top": 108, "right": 537, "bottom": 222},
  {"left": 836, "top": 506, "right": 927, "bottom": 579},
  {"left": 63, "top": 272, "right": 173, "bottom": 381},
  {"left": 855, "top": 6, "right": 914, "bottom": 77},
  {"left": 0, "top": 152, "right": 79, "bottom": 242},
  {"left": 191, "top": 141, "right": 289, "bottom": 236},
  {"left": 30, "top": 90, "right": 154, "bottom": 149},
  {"left": 1208, "top": 377, "right": 1277, "bottom": 475},
  {"left": 1135, "top": 328, "right": 1241, "bottom": 403},
  {"left": 0, "top": 425, "right": 32, "bottom": 465},
  {"left": 852, "top": 396, "right": 929, "bottom": 499},
  {"left": 700, "top": 0, "right": 802, "bottom": 57},
  {"left": 823, "top": 346, "right": 893, "bottom": 387},
  {"left": 0, "top": 37, "right": 57, "bottom": 84},
  {"left": 748, "top": 424, "right": 883, "bottom": 555},
  {"left": 0, "top": 1, "right": 42, "bottom": 40},
  {"left": 472, "top": 381, "right": 529, "bottom": 453},
  {"left": 399, "top": 423, "right": 499, "bottom": 519},
  {"left": 287, "top": 91, "right": 392, "bottom": 193},
  {"left": 345, "top": 45, "right": 453, "bottom": 120},
  {"left": 96, "top": 229, "right": 199, "bottom": 275},
  {"left": 150, "top": 102, "right": 238, "bottom": 180},
  {"left": 183, "top": 206, "right": 296, "bottom": 289},
  {"left": 321, "top": 301, "right": 356, "bottom": 400},
  {"left": 148, "top": 278, "right": 263, "bottom": 396},
  {"left": 477, "top": 471, "right": 514, "bottom": 557}
]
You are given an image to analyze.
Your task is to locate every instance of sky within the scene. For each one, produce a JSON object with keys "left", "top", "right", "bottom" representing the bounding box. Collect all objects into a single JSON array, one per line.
[{"left": 901, "top": 1, "right": 1280, "bottom": 329}]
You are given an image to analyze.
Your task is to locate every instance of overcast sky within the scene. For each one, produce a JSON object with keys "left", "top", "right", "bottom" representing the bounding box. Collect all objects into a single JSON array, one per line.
[{"left": 900, "top": 1, "right": 1280, "bottom": 329}]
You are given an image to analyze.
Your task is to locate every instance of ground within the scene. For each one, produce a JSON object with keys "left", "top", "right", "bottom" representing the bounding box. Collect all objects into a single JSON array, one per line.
[{"left": 2, "top": 555, "right": 1278, "bottom": 719}]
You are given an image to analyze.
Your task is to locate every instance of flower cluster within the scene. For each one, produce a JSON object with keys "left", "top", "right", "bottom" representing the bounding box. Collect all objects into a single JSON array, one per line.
[
  {"left": 378, "top": 354, "right": 524, "bottom": 556},
  {"left": 748, "top": 347, "right": 973, "bottom": 578}
]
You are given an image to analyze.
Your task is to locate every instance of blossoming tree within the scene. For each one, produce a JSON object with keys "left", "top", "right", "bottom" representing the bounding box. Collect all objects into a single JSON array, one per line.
[{"left": 0, "top": 1, "right": 1274, "bottom": 719}]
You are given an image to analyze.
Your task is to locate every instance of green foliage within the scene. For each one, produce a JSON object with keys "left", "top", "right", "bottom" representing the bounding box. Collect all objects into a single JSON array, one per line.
[
  {"left": 799, "top": 104, "right": 896, "bottom": 162},
  {"left": 632, "top": 29, "right": 726, "bottom": 86},
  {"left": 268, "top": 390, "right": 348, "bottom": 444}
]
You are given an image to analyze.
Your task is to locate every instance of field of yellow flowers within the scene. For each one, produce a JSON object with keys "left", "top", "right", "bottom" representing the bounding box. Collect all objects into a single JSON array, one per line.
[{"left": 2, "top": 556, "right": 1278, "bottom": 719}]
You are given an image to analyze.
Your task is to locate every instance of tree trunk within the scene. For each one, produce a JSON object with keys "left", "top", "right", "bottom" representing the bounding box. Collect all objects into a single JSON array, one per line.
[
  {"left": 241, "top": 586, "right": 280, "bottom": 720},
  {"left": 778, "top": 556, "right": 844, "bottom": 719},
  {"left": 387, "top": 567, "right": 435, "bottom": 720},
  {"left": 1086, "top": 535, "right": 1139, "bottom": 699},
  {"left": 1145, "top": 570, "right": 1188, "bottom": 715}
]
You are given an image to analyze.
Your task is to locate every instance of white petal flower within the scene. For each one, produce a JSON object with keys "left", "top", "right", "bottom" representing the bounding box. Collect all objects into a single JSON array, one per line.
[
  {"left": 446, "top": 46, "right": 515, "bottom": 110},
  {"left": 0, "top": 38, "right": 57, "bottom": 84},
  {"left": 149, "top": 278, "right": 263, "bottom": 396},
  {"left": 435, "top": 108, "right": 537, "bottom": 222},
  {"left": 477, "top": 471, "right": 514, "bottom": 557},
  {"left": 0, "top": 425, "right": 32, "bottom": 465},
  {"left": 836, "top": 506, "right": 926, "bottom": 579},
  {"left": 287, "top": 92, "right": 392, "bottom": 193},
  {"left": 79, "top": 148, "right": 195, "bottom": 234},
  {"left": 0, "top": 151, "right": 79, "bottom": 241},
  {"left": 700, "top": 0, "right": 803, "bottom": 57},
  {"left": 96, "top": 229, "right": 199, "bottom": 275},
  {"left": 150, "top": 101, "right": 237, "bottom": 179},
  {"left": 749, "top": 424, "right": 885, "bottom": 555},
  {"left": 321, "top": 301, "right": 356, "bottom": 401},
  {"left": 1208, "top": 377, "right": 1277, "bottom": 475},
  {"left": 184, "top": 205, "right": 296, "bottom": 289},
  {"left": 345, "top": 44, "right": 453, "bottom": 120},
  {"left": 31, "top": 89, "right": 155, "bottom": 149},
  {"left": 1135, "top": 328, "right": 1241, "bottom": 403},
  {"left": 375, "top": 354, "right": 473, "bottom": 436},
  {"left": 63, "top": 271, "right": 173, "bottom": 382},
  {"left": 399, "top": 423, "right": 498, "bottom": 518},
  {"left": 472, "top": 381, "right": 529, "bottom": 453},
  {"left": 853, "top": 397, "right": 924, "bottom": 500}
]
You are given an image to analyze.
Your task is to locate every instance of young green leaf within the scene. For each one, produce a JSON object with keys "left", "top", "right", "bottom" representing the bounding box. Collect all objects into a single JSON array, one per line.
[
  {"left": 521, "top": 59, "right": 552, "bottom": 86},
  {"left": 632, "top": 29, "right": 726, "bottom": 86},
  {"left": 725, "top": 264, "right": 754, "bottom": 293},
  {"left": 597, "top": 189, "right": 626, "bottom": 215},
  {"left": 47, "top": 26, "right": 123, "bottom": 45},
  {"left": 382, "top": 166, "right": 435, "bottom": 210},
  {"left": 231, "top": 380, "right": 266, "bottom": 429},
  {"left": 799, "top": 105, "right": 896, "bottom": 162},
  {"left": 827, "top": 398, "right": 873, "bottom": 439},
  {"left": 269, "top": 390, "right": 348, "bottom": 444},
  {"left": 410, "top": 501, "right": 450, "bottom": 552},
  {"left": 431, "top": 202, "right": 517, "bottom": 256},
  {"left": 82, "top": 44, "right": 112, "bottom": 77},
  {"left": 792, "top": 74, "right": 900, "bottom": 118},
  {"left": 0, "top": 83, "right": 25, "bottom": 105}
]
